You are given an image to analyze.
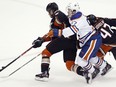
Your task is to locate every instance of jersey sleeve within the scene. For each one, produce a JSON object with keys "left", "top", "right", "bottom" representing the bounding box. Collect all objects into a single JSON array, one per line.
[
  {"left": 62, "top": 21, "right": 79, "bottom": 37},
  {"left": 102, "top": 18, "right": 116, "bottom": 27},
  {"left": 56, "top": 11, "right": 71, "bottom": 27},
  {"left": 62, "top": 27, "right": 76, "bottom": 37}
]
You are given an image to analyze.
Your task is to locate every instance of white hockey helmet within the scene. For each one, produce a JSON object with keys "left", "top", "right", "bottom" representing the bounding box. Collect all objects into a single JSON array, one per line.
[{"left": 66, "top": 2, "right": 80, "bottom": 17}]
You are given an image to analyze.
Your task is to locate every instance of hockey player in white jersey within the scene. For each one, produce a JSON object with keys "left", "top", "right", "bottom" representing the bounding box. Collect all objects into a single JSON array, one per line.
[{"left": 48, "top": 2, "right": 110, "bottom": 84}]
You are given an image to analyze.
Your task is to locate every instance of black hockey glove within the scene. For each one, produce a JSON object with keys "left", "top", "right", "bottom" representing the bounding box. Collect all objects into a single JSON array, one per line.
[{"left": 32, "top": 37, "right": 44, "bottom": 48}]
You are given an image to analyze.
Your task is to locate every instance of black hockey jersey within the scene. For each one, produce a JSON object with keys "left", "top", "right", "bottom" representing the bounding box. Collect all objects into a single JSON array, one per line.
[
  {"left": 101, "top": 18, "right": 116, "bottom": 27},
  {"left": 93, "top": 18, "right": 116, "bottom": 44},
  {"left": 50, "top": 10, "right": 77, "bottom": 40},
  {"left": 50, "top": 10, "right": 70, "bottom": 29}
]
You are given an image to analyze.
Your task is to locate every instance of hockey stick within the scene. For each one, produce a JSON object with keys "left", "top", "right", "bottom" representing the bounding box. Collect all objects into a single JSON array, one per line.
[
  {"left": 0, "top": 53, "right": 41, "bottom": 78},
  {"left": 0, "top": 46, "right": 33, "bottom": 72}
]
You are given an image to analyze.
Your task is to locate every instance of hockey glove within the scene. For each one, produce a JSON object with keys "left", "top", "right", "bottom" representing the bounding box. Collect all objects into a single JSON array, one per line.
[{"left": 32, "top": 37, "right": 44, "bottom": 48}]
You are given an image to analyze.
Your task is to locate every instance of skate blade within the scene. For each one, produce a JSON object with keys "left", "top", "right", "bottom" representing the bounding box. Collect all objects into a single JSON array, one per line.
[
  {"left": 86, "top": 73, "right": 92, "bottom": 84},
  {"left": 35, "top": 77, "right": 49, "bottom": 82},
  {"left": 0, "top": 75, "right": 9, "bottom": 78}
]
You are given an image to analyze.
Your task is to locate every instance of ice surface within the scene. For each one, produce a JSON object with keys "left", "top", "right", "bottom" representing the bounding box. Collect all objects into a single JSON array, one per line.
[{"left": 0, "top": 0, "right": 116, "bottom": 87}]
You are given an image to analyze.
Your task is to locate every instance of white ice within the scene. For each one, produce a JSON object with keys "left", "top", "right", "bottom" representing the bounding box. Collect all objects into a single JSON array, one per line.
[{"left": 0, "top": 0, "right": 116, "bottom": 87}]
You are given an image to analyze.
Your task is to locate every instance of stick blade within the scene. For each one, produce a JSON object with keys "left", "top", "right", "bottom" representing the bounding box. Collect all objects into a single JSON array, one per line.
[{"left": 0, "top": 75, "right": 9, "bottom": 78}]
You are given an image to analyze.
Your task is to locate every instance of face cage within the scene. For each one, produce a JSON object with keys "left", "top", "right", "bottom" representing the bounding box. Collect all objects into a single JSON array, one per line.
[
  {"left": 67, "top": 9, "right": 76, "bottom": 18},
  {"left": 48, "top": 10, "right": 54, "bottom": 18}
]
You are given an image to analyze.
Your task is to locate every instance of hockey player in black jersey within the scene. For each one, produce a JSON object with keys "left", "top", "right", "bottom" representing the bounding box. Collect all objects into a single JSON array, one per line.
[
  {"left": 32, "top": 2, "right": 83, "bottom": 81},
  {"left": 100, "top": 17, "right": 116, "bottom": 27},
  {"left": 87, "top": 14, "right": 116, "bottom": 45},
  {"left": 86, "top": 14, "right": 116, "bottom": 74},
  {"left": 87, "top": 14, "right": 116, "bottom": 44},
  {"left": 97, "top": 16, "right": 116, "bottom": 60}
]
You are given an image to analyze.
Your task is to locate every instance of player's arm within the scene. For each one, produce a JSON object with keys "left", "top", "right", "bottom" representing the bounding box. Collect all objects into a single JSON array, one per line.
[
  {"left": 58, "top": 12, "right": 79, "bottom": 36},
  {"left": 41, "top": 33, "right": 52, "bottom": 42},
  {"left": 99, "top": 18, "right": 116, "bottom": 27},
  {"left": 62, "top": 25, "right": 78, "bottom": 37},
  {"left": 56, "top": 12, "right": 71, "bottom": 27},
  {"left": 32, "top": 32, "right": 52, "bottom": 48},
  {"left": 93, "top": 19, "right": 105, "bottom": 30},
  {"left": 47, "top": 24, "right": 78, "bottom": 38},
  {"left": 47, "top": 12, "right": 79, "bottom": 38}
]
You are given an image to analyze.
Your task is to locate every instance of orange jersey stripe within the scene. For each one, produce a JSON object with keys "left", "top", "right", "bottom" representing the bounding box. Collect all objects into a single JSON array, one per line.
[
  {"left": 83, "top": 40, "right": 96, "bottom": 60},
  {"left": 71, "top": 26, "right": 78, "bottom": 33}
]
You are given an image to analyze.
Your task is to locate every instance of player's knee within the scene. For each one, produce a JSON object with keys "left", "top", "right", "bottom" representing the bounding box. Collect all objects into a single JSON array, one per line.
[
  {"left": 42, "top": 48, "right": 52, "bottom": 57},
  {"left": 89, "top": 56, "right": 99, "bottom": 64},
  {"left": 97, "top": 51, "right": 104, "bottom": 59},
  {"left": 97, "top": 44, "right": 112, "bottom": 59},
  {"left": 66, "top": 61, "right": 75, "bottom": 71},
  {"left": 75, "top": 57, "right": 88, "bottom": 67},
  {"left": 41, "top": 49, "right": 52, "bottom": 64}
]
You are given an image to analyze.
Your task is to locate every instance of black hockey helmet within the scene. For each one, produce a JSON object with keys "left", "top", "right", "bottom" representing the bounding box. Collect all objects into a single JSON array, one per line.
[
  {"left": 46, "top": 2, "right": 58, "bottom": 12},
  {"left": 87, "top": 14, "right": 97, "bottom": 25}
]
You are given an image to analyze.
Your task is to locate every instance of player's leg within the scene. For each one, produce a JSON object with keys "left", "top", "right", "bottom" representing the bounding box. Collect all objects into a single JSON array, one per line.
[
  {"left": 35, "top": 37, "right": 77, "bottom": 81},
  {"left": 76, "top": 33, "right": 103, "bottom": 83},
  {"left": 64, "top": 48, "right": 84, "bottom": 76},
  {"left": 96, "top": 44, "right": 112, "bottom": 75},
  {"left": 110, "top": 47, "right": 116, "bottom": 60},
  {"left": 35, "top": 38, "right": 63, "bottom": 81},
  {"left": 97, "top": 44, "right": 112, "bottom": 59},
  {"left": 35, "top": 48, "right": 51, "bottom": 81},
  {"left": 90, "top": 56, "right": 112, "bottom": 76}
]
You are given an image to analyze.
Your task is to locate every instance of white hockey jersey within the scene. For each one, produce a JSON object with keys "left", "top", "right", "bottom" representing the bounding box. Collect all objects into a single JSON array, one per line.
[{"left": 62, "top": 12, "right": 96, "bottom": 47}]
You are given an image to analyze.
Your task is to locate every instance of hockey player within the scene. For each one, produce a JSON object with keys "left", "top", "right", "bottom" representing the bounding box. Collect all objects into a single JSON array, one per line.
[
  {"left": 48, "top": 2, "right": 111, "bottom": 84},
  {"left": 87, "top": 14, "right": 116, "bottom": 60},
  {"left": 32, "top": 2, "right": 84, "bottom": 81},
  {"left": 110, "top": 47, "right": 116, "bottom": 60},
  {"left": 100, "top": 17, "right": 116, "bottom": 60}
]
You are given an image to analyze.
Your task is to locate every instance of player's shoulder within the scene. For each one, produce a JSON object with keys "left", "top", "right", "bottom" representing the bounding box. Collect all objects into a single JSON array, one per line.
[
  {"left": 70, "top": 11, "right": 82, "bottom": 20},
  {"left": 55, "top": 10, "right": 67, "bottom": 18},
  {"left": 54, "top": 10, "right": 69, "bottom": 23}
]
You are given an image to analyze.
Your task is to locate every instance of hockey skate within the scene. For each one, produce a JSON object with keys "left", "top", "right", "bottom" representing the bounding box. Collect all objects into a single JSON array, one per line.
[
  {"left": 84, "top": 67, "right": 100, "bottom": 84},
  {"left": 101, "top": 62, "right": 112, "bottom": 76},
  {"left": 35, "top": 71, "right": 49, "bottom": 81},
  {"left": 92, "top": 67, "right": 100, "bottom": 79}
]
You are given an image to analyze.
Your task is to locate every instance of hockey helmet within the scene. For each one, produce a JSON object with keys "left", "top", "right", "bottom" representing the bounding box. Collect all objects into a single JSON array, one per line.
[
  {"left": 66, "top": 2, "right": 80, "bottom": 17},
  {"left": 87, "top": 14, "right": 97, "bottom": 25},
  {"left": 46, "top": 2, "right": 58, "bottom": 12},
  {"left": 46, "top": 2, "right": 58, "bottom": 18}
]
